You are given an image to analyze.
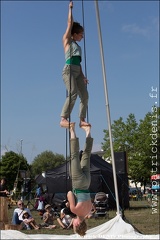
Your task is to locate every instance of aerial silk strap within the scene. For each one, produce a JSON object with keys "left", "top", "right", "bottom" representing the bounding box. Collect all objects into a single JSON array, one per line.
[
  {"left": 65, "top": 0, "right": 73, "bottom": 197},
  {"left": 81, "top": 0, "right": 89, "bottom": 123}
]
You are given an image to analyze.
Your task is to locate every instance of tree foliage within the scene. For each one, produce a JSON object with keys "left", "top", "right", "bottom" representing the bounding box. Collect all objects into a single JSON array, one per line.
[
  {"left": 31, "top": 150, "right": 65, "bottom": 177},
  {"left": 102, "top": 107, "right": 160, "bottom": 187},
  {"left": 0, "top": 151, "right": 29, "bottom": 190}
]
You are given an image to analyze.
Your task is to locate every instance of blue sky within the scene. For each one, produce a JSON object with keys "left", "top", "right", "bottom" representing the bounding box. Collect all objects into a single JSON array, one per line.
[{"left": 1, "top": 0, "right": 159, "bottom": 164}]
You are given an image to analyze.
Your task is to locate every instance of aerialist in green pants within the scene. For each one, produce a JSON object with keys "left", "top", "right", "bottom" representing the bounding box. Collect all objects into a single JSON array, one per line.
[
  {"left": 66, "top": 123, "right": 93, "bottom": 237},
  {"left": 60, "top": 1, "right": 90, "bottom": 128}
]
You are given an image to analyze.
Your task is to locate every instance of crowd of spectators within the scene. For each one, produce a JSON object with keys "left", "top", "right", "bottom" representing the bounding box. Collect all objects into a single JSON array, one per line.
[
  {"left": 11, "top": 199, "right": 75, "bottom": 230},
  {"left": 1, "top": 179, "right": 103, "bottom": 231},
  {"left": 9, "top": 184, "right": 76, "bottom": 231}
]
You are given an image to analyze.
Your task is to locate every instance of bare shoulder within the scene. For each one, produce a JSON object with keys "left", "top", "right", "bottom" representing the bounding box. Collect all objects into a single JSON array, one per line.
[{"left": 63, "top": 35, "right": 71, "bottom": 53}]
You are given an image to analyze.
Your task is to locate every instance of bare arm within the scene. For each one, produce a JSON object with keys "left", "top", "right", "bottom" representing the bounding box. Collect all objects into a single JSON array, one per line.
[
  {"left": 67, "top": 218, "right": 74, "bottom": 229},
  {"left": 67, "top": 191, "right": 76, "bottom": 213},
  {"left": 63, "top": 1, "right": 73, "bottom": 53},
  {"left": 43, "top": 213, "right": 49, "bottom": 223},
  {"left": 60, "top": 211, "right": 65, "bottom": 219},
  {"left": 80, "top": 65, "right": 89, "bottom": 84},
  {"left": 26, "top": 217, "right": 34, "bottom": 223},
  {"left": 0, "top": 189, "right": 9, "bottom": 195}
]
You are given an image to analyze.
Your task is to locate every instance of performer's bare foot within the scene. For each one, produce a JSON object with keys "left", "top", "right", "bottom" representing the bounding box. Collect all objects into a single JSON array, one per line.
[
  {"left": 79, "top": 120, "right": 91, "bottom": 128},
  {"left": 81, "top": 125, "right": 91, "bottom": 138},
  {"left": 69, "top": 122, "right": 76, "bottom": 139},
  {"left": 60, "top": 118, "right": 75, "bottom": 128}
]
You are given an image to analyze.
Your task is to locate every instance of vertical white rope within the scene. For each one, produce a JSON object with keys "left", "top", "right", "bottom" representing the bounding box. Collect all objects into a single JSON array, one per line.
[
  {"left": 94, "top": 0, "right": 120, "bottom": 215},
  {"left": 81, "top": 0, "right": 89, "bottom": 123}
]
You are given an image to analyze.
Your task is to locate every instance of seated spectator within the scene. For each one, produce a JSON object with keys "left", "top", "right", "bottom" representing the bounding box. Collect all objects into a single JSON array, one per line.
[
  {"left": 58, "top": 207, "right": 74, "bottom": 229},
  {"left": 40, "top": 204, "right": 57, "bottom": 229},
  {"left": 60, "top": 199, "right": 76, "bottom": 218},
  {"left": 0, "top": 178, "right": 9, "bottom": 197},
  {"left": 22, "top": 211, "right": 39, "bottom": 230},
  {"left": 12, "top": 200, "right": 32, "bottom": 227}
]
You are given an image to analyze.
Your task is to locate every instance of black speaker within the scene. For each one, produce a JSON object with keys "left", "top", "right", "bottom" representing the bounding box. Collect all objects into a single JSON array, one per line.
[{"left": 114, "top": 152, "right": 127, "bottom": 174}]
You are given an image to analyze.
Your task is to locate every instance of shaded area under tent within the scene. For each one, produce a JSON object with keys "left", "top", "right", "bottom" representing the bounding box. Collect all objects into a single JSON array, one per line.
[{"left": 37, "top": 153, "right": 130, "bottom": 210}]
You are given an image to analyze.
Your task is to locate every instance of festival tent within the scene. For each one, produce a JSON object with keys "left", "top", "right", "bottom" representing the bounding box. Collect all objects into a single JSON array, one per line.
[
  {"left": 45, "top": 154, "right": 129, "bottom": 209},
  {"left": 35, "top": 174, "right": 46, "bottom": 185}
]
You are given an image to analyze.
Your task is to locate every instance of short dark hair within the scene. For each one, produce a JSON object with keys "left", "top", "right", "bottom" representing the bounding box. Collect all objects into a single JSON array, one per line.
[
  {"left": 71, "top": 22, "right": 84, "bottom": 35},
  {"left": 75, "top": 220, "right": 87, "bottom": 237},
  {"left": 22, "top": 212, "right": 30, "bottom": 219}
]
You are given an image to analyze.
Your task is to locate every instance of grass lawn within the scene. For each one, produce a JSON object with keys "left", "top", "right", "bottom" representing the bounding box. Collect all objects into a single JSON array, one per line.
[{"left": 7, "top": 198, "right": 159, "bottom": 235}]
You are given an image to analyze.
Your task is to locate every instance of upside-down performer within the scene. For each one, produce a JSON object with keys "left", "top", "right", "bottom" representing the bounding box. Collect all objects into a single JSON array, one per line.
[
  {"left": 66, "top": 123, "right": 93, "bottom": 236},
  {"left": 60, "top": 1, "right": 90, "bottom": 128}
]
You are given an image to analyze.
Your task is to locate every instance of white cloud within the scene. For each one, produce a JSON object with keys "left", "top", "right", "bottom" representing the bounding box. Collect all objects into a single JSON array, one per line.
[{"left": 122, "top": 23, "right": 149, "bottom": 37}]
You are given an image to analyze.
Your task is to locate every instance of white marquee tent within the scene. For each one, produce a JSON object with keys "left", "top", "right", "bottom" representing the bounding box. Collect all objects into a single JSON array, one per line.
[{"left": 2, "top": 215, "right": 159, "bottom": 239}]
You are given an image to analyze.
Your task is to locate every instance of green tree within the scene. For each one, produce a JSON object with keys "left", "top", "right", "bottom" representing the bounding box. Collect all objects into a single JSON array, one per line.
[
  {"left": 31, "top": 150, "right": 65, "bottom": 177},
  {"left": 0, "top": 151, "right": 29, "bottom": 190},
  {"left": 102, "top": 114, "right": 138, "bottom": 155},
  {"left": 102, "top": 108, "right": 160, "bottom": 188},
  {"left": 132, "top": 107, "right": 160, "bottom": 187}
]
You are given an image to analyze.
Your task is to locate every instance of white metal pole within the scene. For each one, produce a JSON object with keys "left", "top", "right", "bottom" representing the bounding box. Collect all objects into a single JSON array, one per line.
[{"left": 94, "top": 0, "right": 120, "bottom": 215}]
